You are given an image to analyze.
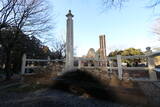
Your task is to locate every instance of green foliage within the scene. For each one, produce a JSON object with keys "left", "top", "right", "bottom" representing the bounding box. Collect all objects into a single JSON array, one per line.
[
  {"left": 108, "top": 50, "right": 123, "bottom": 57},
  {"left": 109, "top": 48, "right": 144, "bottom": 57},
  {"left": 108, "top": 48, "right": 145, "bottom": 66}
]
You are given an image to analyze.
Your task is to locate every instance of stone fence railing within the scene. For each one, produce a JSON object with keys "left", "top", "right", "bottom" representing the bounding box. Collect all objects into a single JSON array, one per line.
[
  {"left": 21, "top": 54, "right": 65, "bottom": 75},
  {"left": 108, "top": 55, "right": 158, "bottom": 81},
  {"left": 21, "top": 52, "right": 160, "bottom": 81}
]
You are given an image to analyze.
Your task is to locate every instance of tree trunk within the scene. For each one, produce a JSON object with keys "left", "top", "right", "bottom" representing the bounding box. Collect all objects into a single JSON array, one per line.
[{"left": 5, "top": 49, "right": 12, "bottom": 80}]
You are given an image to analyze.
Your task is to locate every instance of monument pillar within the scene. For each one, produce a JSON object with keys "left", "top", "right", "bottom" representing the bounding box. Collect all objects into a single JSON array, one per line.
[
  {"left": 99, "top": 35, "right": 106, "bottom": 58},
  {"left": 99, "top": 35, "right": 107, "bottom": 67},
  {"left": 65, "top": 10, "right": 74, "bottom": 71}
]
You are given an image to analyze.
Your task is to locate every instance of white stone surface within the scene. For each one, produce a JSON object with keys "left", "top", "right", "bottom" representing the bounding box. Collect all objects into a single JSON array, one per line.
[
  {"left": 117, "top": 55, "right": 123, "bottom": 80},
  {"left": 148, "top": 57, "right": 157, "bottom": 81},
  {"left": 65, "top": 10, "right": 74, "bottom": 71}
]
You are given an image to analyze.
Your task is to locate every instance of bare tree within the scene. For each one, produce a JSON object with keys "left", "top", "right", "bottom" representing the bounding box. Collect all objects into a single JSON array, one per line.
[
  {"left": 0, "top": 0, "right": 52, "bottom": 35},
  {"left": 102, "top": 0, "right": 160, "bottom": 8},
  {"left": 148, "top": 0, "right": 160, "bottom": 7},
  {"left": 102, "top": 0, "right": 128, "bottom": 9},
  {"left": 0, "top": 0, "right": 53, "bottom": 80},
  {"left": 102, "top": 0, "right": 160, "bottom": 41},
  {"left": 153, "top": 18, "right": 160, "bottom": 39},
  {"left": 51, "top": 39, "right": 66, "bottom": 59}
]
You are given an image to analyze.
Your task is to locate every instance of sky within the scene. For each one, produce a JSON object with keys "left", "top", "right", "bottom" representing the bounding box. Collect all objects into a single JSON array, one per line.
[{"left": 48, "top": 0, "right": 160, "bottom": 57}]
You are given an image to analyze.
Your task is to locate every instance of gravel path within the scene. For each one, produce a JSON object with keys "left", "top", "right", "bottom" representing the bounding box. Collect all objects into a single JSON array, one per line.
[
  {"left": 1, "top": 81, "right": 160, "bottom": 107},
  {"left": 138, "top": 81, "right": 160, "bottom": 107},
  {"left": 0, "top": 89, "right": 143, "bottom": 107}
]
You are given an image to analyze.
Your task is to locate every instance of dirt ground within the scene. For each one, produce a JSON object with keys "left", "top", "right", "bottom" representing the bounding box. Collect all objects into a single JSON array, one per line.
[{"left": 0, "top": 69, "right": 160, "bottom": 107}]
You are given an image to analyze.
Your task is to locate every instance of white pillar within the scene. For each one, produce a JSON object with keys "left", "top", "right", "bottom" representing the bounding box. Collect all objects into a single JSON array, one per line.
[
  {"left": 117, "top": 55, "right": 123, "bottom": 80},
  {"left": 78, "top": 59, "right": 81, "bottom": 69},
  {"left": 109, "top": 59, "right": 113, "bottom": 73},
  {"left": 47, "top": 56, "right": 51, "bottom": 65},
  {"left": 65, "top": 10, "right": 74, "bottom": 71},
  {"left": 21, "top": 54, "right": 26, "bottom": 75},
  {"left": 88, "top": 62, "right": 91, "bottom": 67},
  {"left": 94, "top": 60, "right": 98, "bottom": 68},
  {"left": 148, "top": 57, "right": 157, "bottom": 81}
]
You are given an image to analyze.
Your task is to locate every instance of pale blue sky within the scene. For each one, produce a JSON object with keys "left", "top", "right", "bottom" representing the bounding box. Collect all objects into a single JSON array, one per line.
[{"left": 48, "top": 0, "right": 160, "bottom": 56}]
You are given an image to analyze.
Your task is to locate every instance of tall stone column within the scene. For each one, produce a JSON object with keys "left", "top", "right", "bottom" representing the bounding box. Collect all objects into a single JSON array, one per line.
[
  {"left": 99, "top": 35, "right": 106, "bottom": 58},
  {"left": 65, "top": 10, "right": 74, "bottom": 71},
  {"left": 99, "top": 35, "right": 107, "bottom": 67}
]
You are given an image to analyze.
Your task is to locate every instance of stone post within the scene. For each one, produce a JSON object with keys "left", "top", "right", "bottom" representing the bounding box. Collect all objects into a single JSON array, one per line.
[
  {"left": 117, "top": 55, "right": 123, "bottom": 80},
  {"left": 65, "top": 10, "right": 74, "bottom": 71},
  {"left": 78, "top": 59, "right": 81, "bottom": 69},
  {"left": 47, "top": 56, "right": 51, "bottom": 65},
  {"left": 21, "top": 54, "right": 26, "bottom": 75},
  {"left": 109, "top": 59, "right": 113, "bottom": 73},
  {"left": 94, "top": 60, "right": 98, "bottom": 68},
  {"left": 148, "top": 57, "right": 157, "bottom": 81},
  {"left": 145, "top": 47, "right": 157, "bottom": 81},
  {"left": 88, "top": 62, "right": 91, "bottom": 67}
]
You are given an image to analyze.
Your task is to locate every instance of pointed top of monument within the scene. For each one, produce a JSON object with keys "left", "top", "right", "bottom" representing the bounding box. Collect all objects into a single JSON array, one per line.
[{"left": 66, "top": 10, "right": 74, "bottom": 17}]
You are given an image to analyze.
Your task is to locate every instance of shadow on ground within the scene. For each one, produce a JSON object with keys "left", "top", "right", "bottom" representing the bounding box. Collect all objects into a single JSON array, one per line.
[
  {"left": 51, "top": 69, "right": 148, "bottom": 106},
  {"left": 51, "top": 69, "right": 116, "bottom": 101}
]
